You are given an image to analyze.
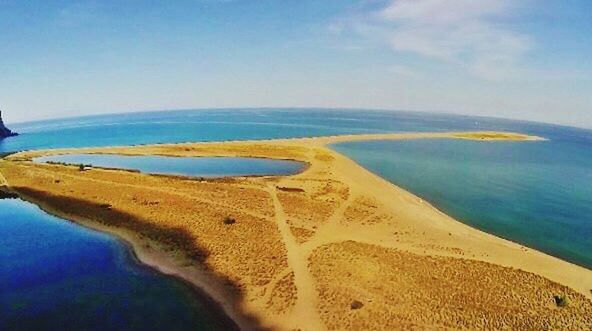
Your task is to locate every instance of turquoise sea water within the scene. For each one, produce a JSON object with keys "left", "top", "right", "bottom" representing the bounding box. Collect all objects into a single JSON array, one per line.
[
  {"left": 35, "top": 154, "right": 306, "bottom": 178},
  {"left": 1, "top": 108, "right": 592, "bottom": 327},
  {"left": 333, "top": 138, "right": 592, "bottom": 269}
]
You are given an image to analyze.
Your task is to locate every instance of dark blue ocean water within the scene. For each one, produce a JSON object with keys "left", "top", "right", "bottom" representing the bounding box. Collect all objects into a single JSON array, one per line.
[
  {"left": 1, "top": 108, "right": 591, "bottom": 327},
  {"left": 35, "top": 154, "right": 305, "bottom": 178},
  {"left": 0, "top": 198, "right": 230, "bottom": 330}
]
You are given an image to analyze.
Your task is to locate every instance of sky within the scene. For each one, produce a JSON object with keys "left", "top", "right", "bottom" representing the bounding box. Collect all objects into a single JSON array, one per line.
[{"left": 1, "top": 0, "right": 591, "bottom": 128}]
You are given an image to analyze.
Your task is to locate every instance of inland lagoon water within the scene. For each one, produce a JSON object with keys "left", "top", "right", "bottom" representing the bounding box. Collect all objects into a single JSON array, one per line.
[
  {"left": 34, "top": 154, "right": 306, "bottom": 178},
  {"left": 1, "top": 108, "right": 592, "bottom": 326}
]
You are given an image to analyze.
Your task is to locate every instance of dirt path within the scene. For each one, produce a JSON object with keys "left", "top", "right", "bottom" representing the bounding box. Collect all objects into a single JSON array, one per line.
[
  {"left": 300, "top": 192, "right": 357, "bottom": 255},
  {"left": 267, "top": 184, "right": 325, "bottom": 331}
]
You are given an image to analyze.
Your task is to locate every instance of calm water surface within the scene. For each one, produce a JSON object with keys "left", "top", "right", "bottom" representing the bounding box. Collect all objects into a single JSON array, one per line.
[
  {"left": 34, "top": 154, "right": 305, "bottom": 177},
  {"left": 1, "top": 108, "right": 592, "bottom": 327},
  {"left": 0, "top": 197, "right": 231, "bottom": 330}
]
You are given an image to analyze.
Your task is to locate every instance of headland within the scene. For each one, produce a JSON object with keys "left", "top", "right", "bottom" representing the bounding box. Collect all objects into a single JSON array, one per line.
[{"left": 0, "top": 111, "right": 18, "bottom": 139}]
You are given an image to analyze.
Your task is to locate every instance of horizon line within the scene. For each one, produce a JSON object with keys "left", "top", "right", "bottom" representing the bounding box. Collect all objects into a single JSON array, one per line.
[{"left": 7, "top": 106, "right": 592, "bottom": 132}]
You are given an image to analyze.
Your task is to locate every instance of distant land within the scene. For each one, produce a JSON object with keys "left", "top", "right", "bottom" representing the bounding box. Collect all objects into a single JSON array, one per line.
[{"left": 0, "top": 111, "right": 18, "bottom": 139}]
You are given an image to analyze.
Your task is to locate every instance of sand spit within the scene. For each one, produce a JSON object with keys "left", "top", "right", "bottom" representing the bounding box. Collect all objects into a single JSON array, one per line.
[{"left": 2, "top": 131, "right": 591, "bottom": 330}]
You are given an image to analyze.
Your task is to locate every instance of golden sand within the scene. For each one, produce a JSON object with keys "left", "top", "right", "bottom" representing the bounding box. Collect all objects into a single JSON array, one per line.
[{"left": 1, "top": 131, "right": 591, "bottom": 330}]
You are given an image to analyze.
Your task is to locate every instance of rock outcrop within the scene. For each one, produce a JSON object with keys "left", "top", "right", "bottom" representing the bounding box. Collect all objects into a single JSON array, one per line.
[{"left": 0, "top": 111, "right": 18, "bottom": 139}]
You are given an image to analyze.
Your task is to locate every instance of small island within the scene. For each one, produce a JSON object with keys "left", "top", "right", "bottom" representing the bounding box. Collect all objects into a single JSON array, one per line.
[{"left": 0, "top": 111, "right": 18, "bottom": 139}]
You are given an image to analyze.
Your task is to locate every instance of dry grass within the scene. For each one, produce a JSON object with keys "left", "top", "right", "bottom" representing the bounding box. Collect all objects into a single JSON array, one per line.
[{"left": 310, "top": 241, "right": 592, "bottom": 330}]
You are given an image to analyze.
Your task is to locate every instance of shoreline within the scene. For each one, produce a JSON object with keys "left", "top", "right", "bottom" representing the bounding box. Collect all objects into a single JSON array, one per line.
[
  {"left": 2, "top": 130, "right": 591, "bottom": 330},
  {"left": 328, "top": 149, "right": 592, "bottom": 272},
  {"left": 5, "top": 187, "right": 250, "bottom": 330},
  {"left": 325, "top": 147, "right": 592, "bottom": 299}
]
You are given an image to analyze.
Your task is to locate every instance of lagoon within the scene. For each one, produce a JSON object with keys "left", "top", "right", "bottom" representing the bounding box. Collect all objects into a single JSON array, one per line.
[{"left": 34, "top": 154, "right": 306, "bottom": 178}]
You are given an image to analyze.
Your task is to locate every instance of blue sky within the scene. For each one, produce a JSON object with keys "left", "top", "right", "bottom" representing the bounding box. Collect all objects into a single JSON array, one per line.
[{"left": 1, "top": 0, "right": 591, "bottom": 127}]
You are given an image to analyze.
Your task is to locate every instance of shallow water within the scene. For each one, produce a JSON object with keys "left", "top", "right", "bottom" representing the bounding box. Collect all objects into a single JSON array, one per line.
[
  {"left": 0, "top": 198, "right": 231, "bottom": 330},
  {"left": 34, "top": 154, "right": 305, "bottom": 178}
]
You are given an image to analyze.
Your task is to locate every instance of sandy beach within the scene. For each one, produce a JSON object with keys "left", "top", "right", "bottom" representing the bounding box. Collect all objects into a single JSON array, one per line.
[{"left": 1, "top": 131, "right": 591, "bottom": 330}]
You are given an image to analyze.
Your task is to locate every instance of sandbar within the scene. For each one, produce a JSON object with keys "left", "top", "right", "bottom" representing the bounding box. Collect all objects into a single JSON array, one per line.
[{"left": 1, "top": 131, "right": 590, "bottom": 330}]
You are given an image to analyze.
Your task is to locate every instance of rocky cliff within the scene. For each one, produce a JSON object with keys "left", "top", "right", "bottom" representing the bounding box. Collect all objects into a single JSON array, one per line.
[{"left": 0, "top": 111, "right": 18, "bottom": 139}]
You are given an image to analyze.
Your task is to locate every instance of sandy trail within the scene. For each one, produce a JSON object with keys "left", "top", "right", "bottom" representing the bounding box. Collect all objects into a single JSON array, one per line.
[
  {"left": 267, "top": 184, "right": 325, "bottom": 330},
  {"left": 300, "top": 193, "right": 357, "bottom": 255}
]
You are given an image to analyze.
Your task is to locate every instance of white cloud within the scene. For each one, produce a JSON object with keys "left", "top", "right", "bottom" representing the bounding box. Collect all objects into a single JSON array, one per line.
[
  {"left": 338, "top": 0, "right": 532, "bottom": 80},
  {"left": 378, "top": 0, "right": 507, "bottom": 24}
]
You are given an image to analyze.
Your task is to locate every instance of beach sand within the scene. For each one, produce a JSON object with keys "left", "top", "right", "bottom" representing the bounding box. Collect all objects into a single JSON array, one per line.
[{"left": 1, "top": 131, "right": 591, "bottom": 330}]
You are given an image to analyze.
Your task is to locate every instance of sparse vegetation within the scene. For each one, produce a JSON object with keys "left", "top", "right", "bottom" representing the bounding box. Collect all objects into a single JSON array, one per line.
[
  {"left": 223, "top": 216, "right": 236, "bottom": 225},
  {"left": 0, "top": 190, "right": 18, "bottom": 199},
  {"left": 99, "top": 203, "right": 113, "bottom": 210},
  {"left": 554, "top": 294, "right": 570, "bottom": 307},
  {"left": 453, "top": 132, "right": 529, "bottom": 141},
  {"left": 44, "top": 160, "right": 94, "bottom": 171},
  {"left": 350, "top": 300, "right": 364, "bottom": 310},
  {"left": 47, "top": 161, "right": 69, "bottom": 166},
  {"left": 277, "top": 186, "right": 305, "bottom": 193},
  {"left": 0, "top": 152, "right": 16, "bottom": 159}
]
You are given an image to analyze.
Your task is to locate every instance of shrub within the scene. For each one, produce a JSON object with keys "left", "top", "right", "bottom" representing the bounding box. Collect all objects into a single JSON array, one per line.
[
  {"left": 350, "top": 300, "right": 364, "bottom": 310},
  {"left": 223, "top": 216, "right": 236, "bottom": 225},
  {"left": 0, "top": 152, "right": 16, "bottom": 159},
  {"left": 277, "top": 186, "right": 305, "bottom": 193},
  {"left": 78, "top": 164, "right": 85, "bottom": 171},
  {"left": 554, "top": 294, "right": 570, "bottom": 307},
  {"left": 0, "top": 190, "right": 18, "bottom": 199}
]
